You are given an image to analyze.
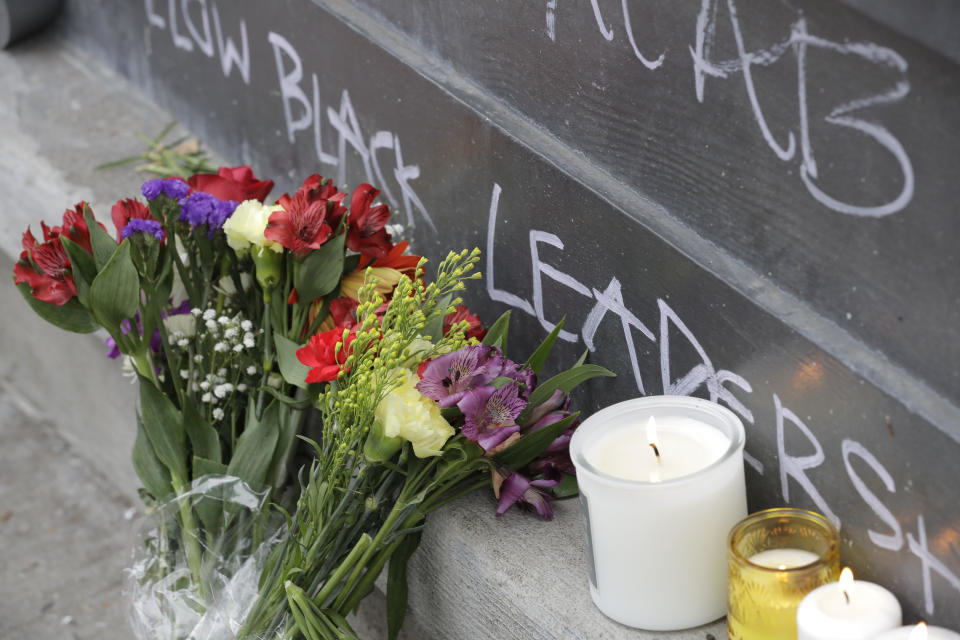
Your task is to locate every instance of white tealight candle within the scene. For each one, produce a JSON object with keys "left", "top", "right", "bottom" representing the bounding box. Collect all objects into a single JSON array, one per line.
[
  {"left": 570, "top": 396, "right": 747, "bottom": 631},
  {"left": 749, "top": 548, "right": 820, "bottom": 569},
  {"left": 796, "top": 567, "right": 902, "bottom": 639},
  {"left": 875, "top": 622, "right": 960, "bottom": 640}
]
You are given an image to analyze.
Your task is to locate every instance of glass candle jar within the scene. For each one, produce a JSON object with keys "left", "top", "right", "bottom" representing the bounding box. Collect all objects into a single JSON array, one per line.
[
  {"left": 570, "top": 395, "right": 747, "bottom": 630},
  {"left": 728, "top": 508, "right": 840, "bottom": 640}
]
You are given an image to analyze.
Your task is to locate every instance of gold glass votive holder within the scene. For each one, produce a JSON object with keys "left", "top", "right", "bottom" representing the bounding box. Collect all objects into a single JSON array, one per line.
[{"left": 727, "top": 508, "right": 840, "bottom": 640}]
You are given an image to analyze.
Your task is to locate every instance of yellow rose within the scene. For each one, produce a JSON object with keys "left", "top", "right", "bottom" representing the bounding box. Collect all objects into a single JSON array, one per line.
[
  {"left": 374, "top": 369, "right": 453, "bottom": 458},
  {"left": 223, "top": 200, "right": 283, "bottom": 254}
]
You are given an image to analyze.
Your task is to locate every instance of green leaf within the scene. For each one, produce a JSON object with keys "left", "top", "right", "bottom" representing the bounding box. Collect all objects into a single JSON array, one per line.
[
  {"left": 423, "top": 293, "right": 452, "bottom": 342},
  {"left": 481, "top": 310, "right": 511, "bottom": 351},
  {"left": 387, "top": 531, "right": 423, "bottom": 640},
  {"left": 517, "top": 364, "right": 616, "bottom": 426},
  {"left": 89, "top": 241, "right": 141, "bottom": 334},
  {"left": 83, "top": 204, "right": 117, "bottom": 270},
  {"left": 138, "top": 376, "right": 188, "bottom": 483},
  {"left": 227, "top": 400, "right": 281, "bottom": 488},
  {"left": 274, "top": 333, "right": 312, "bottom": 389},
  {"left": 295, "top": 233, "right": 346, "bottom": 302},
  {"left": 525, "top": 317, "right": 565, "bottom": 374},
  {"left": 266, "top": 403, "right": 297, "bottom": 492},
  {"left": 552, "top": 474, "right": 580, "bottom": 499},
  {"left": 193, "top": 456, "right": 227, "bottom": 477},
  {"left": 493, "top": 412, "right": 580, "bottom": 470},
  {"left": 59, "top": 236, "right": 97, "bottom": 307},
  {"left": 182, "top": 397, "right": 221, "bottom": 464},
  {"left": 14, "top": 282, "right": 98, "bottom": 333},
  {"left": 192, "top": 456, "right": 228, "bottom": 540},
  {"left": 132, "top": 415, "right": 173, "bottom": 501}
]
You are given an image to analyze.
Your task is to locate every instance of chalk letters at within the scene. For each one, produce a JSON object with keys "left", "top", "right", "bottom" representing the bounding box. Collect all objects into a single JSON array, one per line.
[
  {"left": 774, "top": 394, "right": 839, "bottom": 526},
  {"left": 842, "top": 439, "right": 902, "bottom": 551}
]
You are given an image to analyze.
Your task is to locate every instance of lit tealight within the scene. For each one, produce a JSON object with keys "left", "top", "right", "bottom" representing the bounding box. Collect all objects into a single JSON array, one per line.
[
  {"left": 839, "top": 566, "right": 854, "bottom": 604},
  {"left": 910, "top": 623, "right": 928, "bottom": 640}
]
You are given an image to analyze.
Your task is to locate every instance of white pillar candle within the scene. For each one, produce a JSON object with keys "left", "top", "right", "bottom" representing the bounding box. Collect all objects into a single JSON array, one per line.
[
  {"left": 796, "top": 567, "right": 902, "bottom": 639},
  {"left": 875, "top": 623, "right": 960, "bottom": 640},
  {"left": 570, "top": 395, "right": 747, "bottom": 630}
]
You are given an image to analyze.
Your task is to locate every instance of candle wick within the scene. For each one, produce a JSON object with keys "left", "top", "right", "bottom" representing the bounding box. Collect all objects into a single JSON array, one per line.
[
  {"left": 843, "top": 589, "right": 850, "bottom": 605},
  {"left": 649, "top": 442, "right": 661, "bottom": 460}
]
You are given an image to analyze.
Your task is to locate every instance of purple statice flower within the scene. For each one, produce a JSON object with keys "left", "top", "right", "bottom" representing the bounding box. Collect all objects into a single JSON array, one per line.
[
  {"left": 496, "top": 471, "right": 561, "bottom": 520},
  {"left": 142, "top": 178, "right": 189, "bottom": 201},
  {"left": 498, "top": 359, "right": 536, "bottom": 399},
  {"left": 103, "top": 314, "right": 162, "bottom": 359},
  {"left": 179, "top": 191, "right": 220, "bottom": 228},
  {"left": 208, "top": 199, "right": 239, "bottom": 231},
  {"left": 458, "top": 382, "right": 527, "bottom": 451},
  {"left": 121, "top": 218, "right": 165, "bottom": 242},
  {"left": 417, "top": 344, "right": 503, "bottom": 408}
]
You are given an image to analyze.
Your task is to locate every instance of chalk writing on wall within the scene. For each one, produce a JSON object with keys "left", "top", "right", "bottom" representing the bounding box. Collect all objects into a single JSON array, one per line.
[{"left": 549, "top": 0, "right": 914, "bottom": 218}]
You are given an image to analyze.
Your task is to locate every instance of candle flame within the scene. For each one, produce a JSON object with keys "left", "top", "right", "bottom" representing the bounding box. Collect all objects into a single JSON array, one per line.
[
  {"left": 646, "top": 416, "right": 661, "bottom": 460},
  {"left": 909, "top": 622, "right": 928, "bottom": 640},
  {"left": 839, "top": 567, "right": 854, "bottom": 604}
]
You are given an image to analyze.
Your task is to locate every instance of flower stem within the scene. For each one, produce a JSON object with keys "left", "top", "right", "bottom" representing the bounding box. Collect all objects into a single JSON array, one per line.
[
  {"left": 256, "top": 290, "right": 274, "bottom": 419},
  {"left": 313, "top": 533, "right": 372, "bottom": 607}
]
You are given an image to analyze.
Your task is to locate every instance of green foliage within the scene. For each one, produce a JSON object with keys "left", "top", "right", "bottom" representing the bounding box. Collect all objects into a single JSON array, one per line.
[
  {"left": 481, "top": 310, "right": 511, "bottom": 351},
  {"left": 227, "top": 399, "right": 281, "bottom": 488},
  {"left": 89, "top": 241, "right": 141, "bottom": 336},
  {"left": 14, "top": 282, "right": 98, "bottom": 333},
  {"left": 493, "top": 412, "right": 581, "bottom": 469},
  {"left": 274, "top": 333, "right": 311, "bottom": 390},
  {"left": 138, "top": 376, "right": 188, "bottom": 484},
  {"left": 295, "top": 233, "right": 346, "bottom": 302},
  {"left": 387, "top": 531, "right": 422, "bottom": 640}
]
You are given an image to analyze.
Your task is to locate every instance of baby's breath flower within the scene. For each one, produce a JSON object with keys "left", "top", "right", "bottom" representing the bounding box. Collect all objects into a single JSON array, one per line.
[
  {"left": 212, "top": 408, "right": 224, "bottom": 420},
  {"left": 180, "top": 369, "right": 190, "bottom": 380},
  {"left": 202, "top": 309, "right": 216, "bottom": 321},
  {"left": 233, "top": 343, "right": 244, "bottom": 353},
  {"left": 177, "top": 338, "right": 190, "bottom": 348},
  {"left": 241, "top": 320, "right": 253, "bottom": 331},
  {"left": 246, "top": 365, "right": 257, "bottom": 375},
  {"left": 191, "top": 308, "right": 203, "bottom": 317},
  {"left": 214, "top": 342, "right": 227, "bottom": 352},
  {"left": 194, "top": 354, "right": 204, "bottom": 363}
]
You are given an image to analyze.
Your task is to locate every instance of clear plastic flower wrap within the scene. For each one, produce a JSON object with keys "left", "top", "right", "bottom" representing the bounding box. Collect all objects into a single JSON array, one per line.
[{"left": 125, "top": 475, "right": 286, "bottom": 640}]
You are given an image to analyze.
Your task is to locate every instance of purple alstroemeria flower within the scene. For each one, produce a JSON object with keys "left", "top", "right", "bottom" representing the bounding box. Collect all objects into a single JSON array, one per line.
[
  {"left": 142, "top": 178, "right": 189, "bottom": 201},
  {"left": 103, "top": 301, "right": 190, "bottom": 359},
  {"left": 121, "top": 218, "right": 165, "bottom": 242},
  {"left": 459, "top": 382, "right": 527, "bottom": 451},
  {"left": 524, "top": 389, "right": 568, "bottom": 428},
  {"left": 498, "top": 358, "right": 536, "bottom": 399},
  {"left": 496, "top": 471, "right": 561, "bottom": 520},
  {"left": 417, "top": 344, "right": 503, "bottom": 408}
]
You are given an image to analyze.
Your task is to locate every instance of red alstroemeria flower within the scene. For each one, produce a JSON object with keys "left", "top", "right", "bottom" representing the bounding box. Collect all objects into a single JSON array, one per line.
[
  {"left": 265, "top": 190, "right": 334, "bottom": 257},
  {"left": 277, "top": 174, "right": 346, "bottom": 218},
  {"left": 329, "top": 297, "right": 360, "bottom": 330},
  {"left": 53, "top": 202, "right": 104, "bottom": 255},
  {"left": 444, "top": 304, "right": 487, "bottom": 341},
  {"left": 296, "top": 328, "right": 357, "bottom": 383},
  {"left": 111, "top": 198, "right": 155, "bottom": 243},
  {"left": 13, "top": 227, "right": 77, "bottom": 306},
  {"left": 187, "top": 166, "right": 274, "bottom": 202},
  {"left": 357, "top": 240, "right": 421, "bottom": 277},
  {"left": 346, "top": 184, "right": 392, "bottom": 259}
]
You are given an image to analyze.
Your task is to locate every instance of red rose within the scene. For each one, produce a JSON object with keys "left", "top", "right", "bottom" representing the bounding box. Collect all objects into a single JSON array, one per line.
[
  {"left": 111, "top": 198, "right": 155, "bottom": 243},
  {"left": 296, "top": 328, "right": 357, "bottom": 383},
  {"left": 187, "top": 166, "right": 274, "bottom": 202}
]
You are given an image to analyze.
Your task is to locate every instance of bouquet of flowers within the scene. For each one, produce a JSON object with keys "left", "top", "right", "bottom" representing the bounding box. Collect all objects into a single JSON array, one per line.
[{"left": 13, "top": 166, "right": 613, "bottom": 639}]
